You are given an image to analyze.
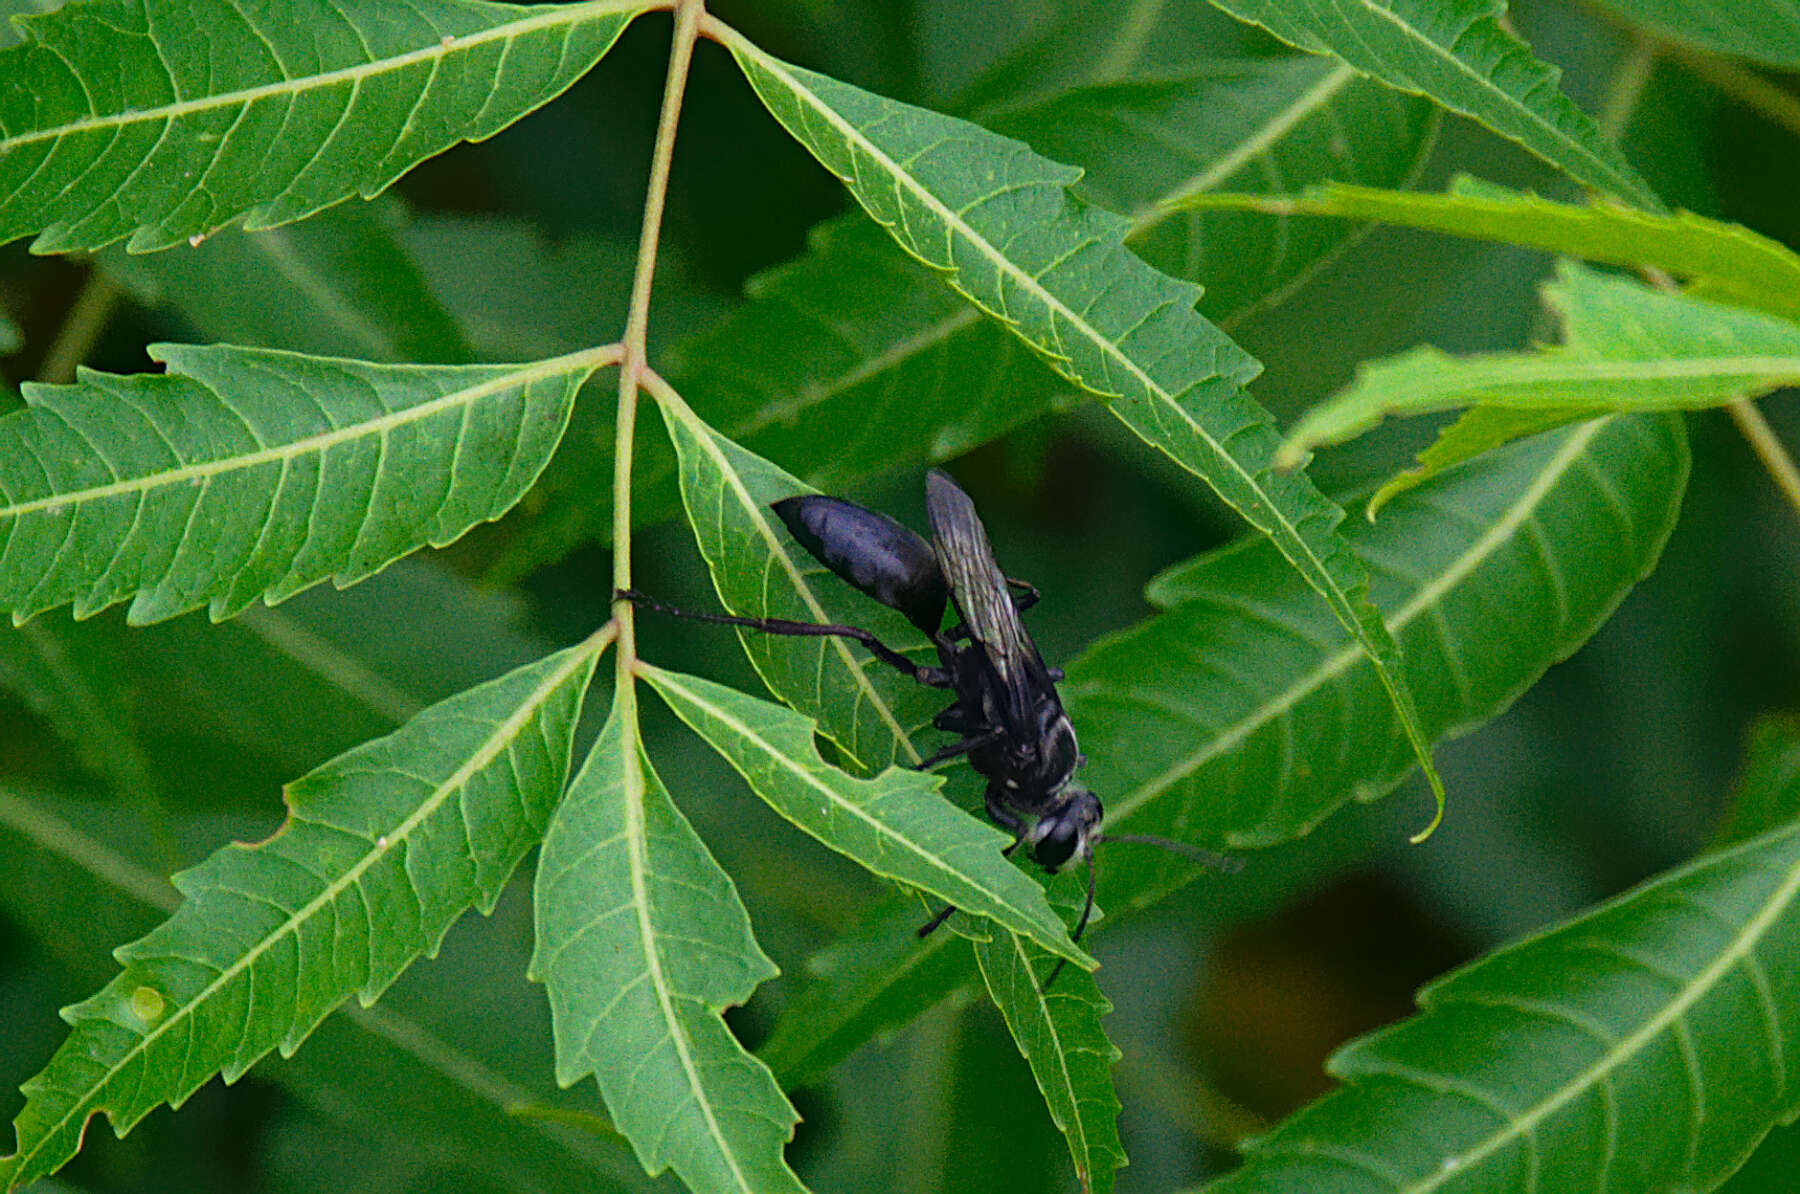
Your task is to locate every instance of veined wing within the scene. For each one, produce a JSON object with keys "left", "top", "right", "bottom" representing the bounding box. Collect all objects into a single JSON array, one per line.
[{"left": 924, "top": 470, "right": 1049, "bottom": 734}]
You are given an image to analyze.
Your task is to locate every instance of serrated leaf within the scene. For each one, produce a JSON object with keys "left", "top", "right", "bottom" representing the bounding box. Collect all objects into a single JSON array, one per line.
[
  {"left": 1182, "top": 177, "right": 1800, "bottom": 323},
  {"left": 0, "top": 0, "right": 647, "bottom": 254},
  {"left": 498, "top": 50, "right": 1436, "bottom": 580},
  {"left": 651, "top": 386, "right": 938, "bottom": 772},
  {"left": 1205, "top": 0, "right": 1659, "bottom": 208},
  {"left": 764, "top": 414, "right": 1690, "bottom": 1069},
  {"left": 0, "top": 641, "right": 604, "bottom": 1191},
  {"left": 722, "top": 38, "right": 1445, "bottom": 829},
  {"left": 1192, "top": 818, "right": 1800, "bottom": 1194},
  {"left": 1590, "top": 0, "right": 1800, "bottom": 69},
  {"left": 1717, "top": 715, "right": 1800, "bottom": 848},
  {"left": 974, "top": 931, "right": 1125, "bottom": 1194},
  {"left": 100, "top": 199, "right": 473, "bottom": 363},
  {"left": 0, "top": 342, "right": 602, "bottom": 625},
  {"left": 1283, "top": 263, "right": 1800, "bottom": 460},
  {"left": 639, "top": 662, "right": 1093, "bottom": 971},
  {"left": 0, "top": 787, "right": 649, "bottom": 1194},
  {"left": 1364, "top": 405, "right": 1584, "bottom": 518},
  {"left": 530, "top": 688, "right": 806, "bottom": 1194}
]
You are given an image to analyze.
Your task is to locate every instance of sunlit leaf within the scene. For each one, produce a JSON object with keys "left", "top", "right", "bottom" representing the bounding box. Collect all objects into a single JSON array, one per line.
[
  {"left": 722, "top": 36, "right": 1445, "bottom": 829},
  {"left": 1282, "top": 263, "right": 1800, "bottom": 466},
  {"left": 531, "top": 688, "right": 808, "bottom": 1194},
  {"left": 639, "top": 662, "right": 1093, "bottom": 971},
  {"left": 1205, "top": 0, "right": 1659, "bottom": 207},
  {"left": 1191, "top": 817, "right": 1800, "bottom": 1194},
  {"left": 0, "top": 640, "right": 604, "bottom": 1190},
  {"left": 1183, "top": 176, "right": 1800, "bottom": 323},
  {"left": 0, "top": 0, "right": 648, "bottom": 253},
  {"left": 0, "top": 343, "right": 604, "bottom": 624},
  {"left": 974, "top": 931, "right": 1124, "bottom": 1194}
]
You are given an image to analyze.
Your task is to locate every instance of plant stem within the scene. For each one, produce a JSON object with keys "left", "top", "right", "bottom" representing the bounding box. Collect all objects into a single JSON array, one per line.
[
  {"left": 39, "top": 268, "right": 122, "bottom": 385},
  {"left": 1725, "top": 398, "right": 1800, "bottom": 523},
  {"left": 612, "top": 0, "right": 704, "bottom": 680},
  {"left": 1668, "top": 42, "right": 1800, "bottom": 139}
]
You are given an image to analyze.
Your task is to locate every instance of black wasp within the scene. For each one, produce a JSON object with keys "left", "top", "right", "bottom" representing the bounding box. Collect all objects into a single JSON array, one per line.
[{"left": 624, "top": 468, "right": 1229, "bottom": 982}]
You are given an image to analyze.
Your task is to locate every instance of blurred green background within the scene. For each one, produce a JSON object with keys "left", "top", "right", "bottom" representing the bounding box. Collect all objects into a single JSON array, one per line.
[{"left": 2, "top": 1, "right": 1799, "bottom": 1191}]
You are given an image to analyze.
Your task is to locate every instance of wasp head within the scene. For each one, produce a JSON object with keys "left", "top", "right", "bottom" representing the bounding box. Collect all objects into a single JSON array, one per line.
[{"left": 1029, "top": 787, "right": 1102, "bottom": 872}]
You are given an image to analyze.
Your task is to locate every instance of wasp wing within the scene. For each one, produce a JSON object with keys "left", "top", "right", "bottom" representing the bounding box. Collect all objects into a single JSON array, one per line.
[{"left": 924, "top": 470, "right": 1053, "bottom": 736}]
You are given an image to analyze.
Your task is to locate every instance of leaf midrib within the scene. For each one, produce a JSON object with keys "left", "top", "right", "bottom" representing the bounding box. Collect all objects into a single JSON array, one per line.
[
  {"left": 615, "top": 700, "right": 758, "bottom": 1192},
  {"left": 1393, "top": 832, "right": 1800, "bottom": 1192},
  {"left": 656, "top": 389, "right": 918, "bottom": 766},
  {"left": 0, "top": 349, "right": 602, "bottom": 523},
  {"left": 5, "top": 642, "right": 599, "bottom": 1174},
  {"left": 1094, "top": 417, "right": 1610, "bottom": 826},
  {"left": 646, "top": 665, "right": 1087, "bottom": 968},
  {"left": 0, "top": 0, "right": 646, "bottom": 156},
  {"left": 733, "top": 37, "right": 1362, "bottom": 662}
]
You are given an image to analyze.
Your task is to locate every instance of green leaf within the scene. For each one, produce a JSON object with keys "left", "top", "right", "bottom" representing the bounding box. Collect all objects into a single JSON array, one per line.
[
  {"left": 100, "top": 200, "right": 473, "bottom": 362},
  {"left": 1192, "top": 818, "right": 1800, "bottom": 1194},
  {"left": 974, "top": 932, "right": 1125, "bottom": 1194},
  {"left": 1181, "top": 177, "right": 1800, "bottom": 323},
  {"left": 530, "top": 687, "right": 807, "bottom": 1194},
  {"left": 0, "top": 788, "right": 649, "bottom": 1194},
  {"left": 497, "top": 50, "right": 1437, "bottom": 580},
  {"left": 1364, "top": 405, "right": 1585, "bottom": 518},
  {"left": 651, "top": 386, "right": 939, "bottom": 771},
  {"left": 1717, "top": 715, "right": 1800, "bottom": 848},
  {"left": 0, "top": 0, "right": 647, "bottom": 253},
  {"left": 760, "top": 412, "right": 1690, "bottom": 1094},
  {"left": 639, "top": 662, "right": 1094, "bottom": 972},
  {"left": 0, "top": 342, "right": 602, "bottom": 624},
  {"left": 1283, "top": 263, "right": 1800, "bottom": 459},
  {"left": 721, "top": 37, "right": 1446, "bottom": 832},
  {"left": 1589, "top": 0, "right": 1800, "bottom": 69},
  {"left": 980, "top": 58, "right": 1440, "bottom": 323},
  {"left": 1204, "top": 0, "right": 1660, "bottom": 208},
  {"left": 0, "top": 640, "right": 604, "bottom": 1190}
]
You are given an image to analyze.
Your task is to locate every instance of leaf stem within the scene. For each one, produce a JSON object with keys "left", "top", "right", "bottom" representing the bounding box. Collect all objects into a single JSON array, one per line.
[
  {"left": 612, "top": 0, "right": 704, "bottom": 678},
  {"left": 1724, "top": 398, "right": 1800, "bottom": 522},
  {"left": 38, "top": 267, "right": 123, "bottom": 385},
  {"left": 1666, "top": 41, "right": 1800, "bottom": 139}
]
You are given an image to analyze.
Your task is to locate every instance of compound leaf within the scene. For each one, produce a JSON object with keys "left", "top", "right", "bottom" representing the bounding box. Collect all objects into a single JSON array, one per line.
[
  {"left": 0, "top": 640, "right": 604, "bottom": 1190},
  {"left": 722, "top": 37, "right": 1445, "bottom": 829},
  {"left": 0, "top": 343, "right": 600, "bottom": 625},
  {"left": 639, "top": 662, "right": 1092, "bottom": 972},
  {"left": 530, "top": 688, "right": 806, "bottom": 1194},
  {"left": 0, "top": 0, "right": 647, "bottom": 253}
]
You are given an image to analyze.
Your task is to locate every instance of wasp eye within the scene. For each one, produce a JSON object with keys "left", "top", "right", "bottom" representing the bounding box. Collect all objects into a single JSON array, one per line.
[{"left": 1033, "top": 816, "right": 1080, "bottom": 871}]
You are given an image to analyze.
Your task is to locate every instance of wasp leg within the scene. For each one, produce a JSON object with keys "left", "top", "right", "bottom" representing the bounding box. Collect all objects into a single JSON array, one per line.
[
  {"left": 913, "top": 726, "right": 1005, "bottom": 771},
  {"left": 917, "top": 830, "right": 1024, "bottom": 938},
  {"left": 619, "top": 589, "right": 950, "bottom": 686},
  {"left": 1005, "top": 576, "right": 1040, "bottom": 612},
  {"left": 932, "top": 703, "right": 975, "bottom": 732}
]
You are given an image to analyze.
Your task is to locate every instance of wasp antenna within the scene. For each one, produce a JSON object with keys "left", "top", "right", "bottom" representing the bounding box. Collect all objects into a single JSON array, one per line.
[
  {"left": 1040, "top": 856, "right": 1097, "bottom": 993},
  {"left": 1097, "top": 833, "right": 1244, "bottom": 873}
]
